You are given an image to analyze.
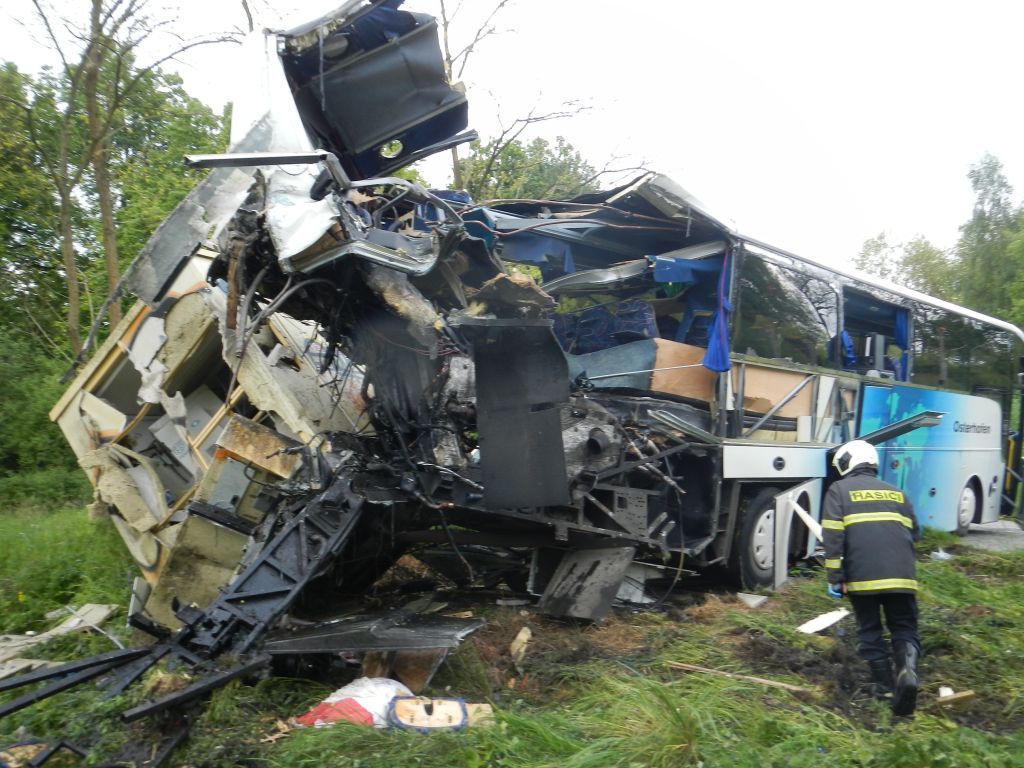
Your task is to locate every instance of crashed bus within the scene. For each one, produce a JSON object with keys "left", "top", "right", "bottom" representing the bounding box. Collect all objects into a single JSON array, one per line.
[{"left": 48, "top": 0, "right": 1024, "bottom": 655}]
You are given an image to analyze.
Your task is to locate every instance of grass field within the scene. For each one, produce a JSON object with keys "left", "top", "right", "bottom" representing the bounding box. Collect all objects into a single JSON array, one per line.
[{"left": 3, "top": 506, "right": 1024, "bottom": 767}]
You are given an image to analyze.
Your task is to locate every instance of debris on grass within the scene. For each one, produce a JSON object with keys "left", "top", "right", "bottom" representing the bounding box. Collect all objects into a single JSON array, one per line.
[
  {"left": 665, "top": 660, "right": 817, "bottom": 696},
  {"left": 937, "top": 687, "right": 976, "bottom": 706},
  {"left": 736, "top": 593, "right": 769, "bottom": 609},
  {"left": 796, "top": 608, "right": 850, "bottom": 634},
  {"left": 509, "top": 627, "right": 532, "bottom": 671},
  {"left": 0, "top": 605, "right": 118, "bottom": 666}
]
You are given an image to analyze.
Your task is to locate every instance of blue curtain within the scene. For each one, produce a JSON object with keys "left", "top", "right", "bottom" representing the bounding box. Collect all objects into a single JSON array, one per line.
[
  {"left": 702, "top": 250, "right": 732, "bottom": 372},
  {"left": 894, "top": 308, "right": 910, "bottom": 381}
]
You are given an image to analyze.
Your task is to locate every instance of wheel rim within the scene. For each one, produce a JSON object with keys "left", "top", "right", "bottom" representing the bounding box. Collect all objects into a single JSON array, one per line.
[
  {"left": 751, "top": 507, "right": 775, "bottom": 570},
  {"left": 958, "top": 484, "right": 976, "bottom": 530}
]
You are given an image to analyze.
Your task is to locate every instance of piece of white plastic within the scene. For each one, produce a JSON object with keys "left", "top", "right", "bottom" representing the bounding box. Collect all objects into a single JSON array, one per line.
[{"left": 796, "top": 608, "right": 850, "bottom": 634}]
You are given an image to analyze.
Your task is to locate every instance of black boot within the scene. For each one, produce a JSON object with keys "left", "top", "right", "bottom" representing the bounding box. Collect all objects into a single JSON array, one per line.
[
  {"left": 892, "top": 642, "right": 919, "bottom": 716},
  {"left": 868, "top": 659, "right": 894, "bottom": 699}
]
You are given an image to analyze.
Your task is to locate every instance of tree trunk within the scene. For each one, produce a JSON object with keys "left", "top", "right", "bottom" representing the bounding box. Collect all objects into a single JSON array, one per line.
[
  {"left": 450, "top": 145, "right": 464, "bottom": 190},
  {"left": 93, "top": 143, "right": 121, "bottom": 327},
  {"left": 84, "top": 0, "right": 122, "bottom": 327},
  {"left": 59, "top": 190, "right": 82, "bottom": 355}
]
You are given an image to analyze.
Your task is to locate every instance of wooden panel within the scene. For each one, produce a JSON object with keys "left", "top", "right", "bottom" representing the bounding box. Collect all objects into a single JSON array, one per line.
[
  {"left": 650, "top": 339, "right": 717, "bottom": 401},
  {"left": 733, "top": 364, "right": 813, "bottom": 418}
]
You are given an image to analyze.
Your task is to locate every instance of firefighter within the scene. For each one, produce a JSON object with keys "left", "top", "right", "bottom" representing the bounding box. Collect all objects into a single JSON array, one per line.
[{"left": 823, "top": 439, "right": 921, "bottom": 716}]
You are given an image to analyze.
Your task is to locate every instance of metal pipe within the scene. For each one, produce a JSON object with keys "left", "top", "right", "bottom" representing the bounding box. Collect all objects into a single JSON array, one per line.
[{"left": 741, "top": 374, "right": 815, "bottom": 438}]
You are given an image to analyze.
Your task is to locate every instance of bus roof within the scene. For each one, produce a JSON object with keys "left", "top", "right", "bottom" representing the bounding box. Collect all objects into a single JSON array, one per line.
[{"left": 739, "top": 234, "right": 1024, "bottom": 346}]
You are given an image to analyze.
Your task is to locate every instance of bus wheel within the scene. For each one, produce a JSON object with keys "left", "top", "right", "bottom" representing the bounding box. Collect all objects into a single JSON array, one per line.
[
  {"left": 733, "top": 487, "right": 780, "bottom": 589},
  {"left": 956, "top": 480, "right": 980, "bottom": 536}
]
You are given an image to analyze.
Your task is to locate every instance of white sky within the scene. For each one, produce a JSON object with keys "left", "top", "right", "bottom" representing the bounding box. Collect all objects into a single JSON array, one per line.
[{"left": 5, "top": 0, "right": 1024, "bottom": 268}]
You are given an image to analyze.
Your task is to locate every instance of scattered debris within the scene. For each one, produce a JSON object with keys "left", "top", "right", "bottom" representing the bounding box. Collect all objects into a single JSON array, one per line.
[
  {"left": 937, "top": 687, "right": 976, "bottom": 706},
  {"left": 265, "top": 599, "right": 485, "bottom": 692},
  {"left": 0, "top": 660, "right": 61, "bottom": 683},
  {"left": 0, "top": 740, "right": 87, "bottom": 768},
  {"left": 736, "top": 592, "right": 769, "bottom": 609},
  {"left": 796, "top": 609, "right": 850, "bottom": 634},
  {"left": 260, "top": 720, "right": 294, "bottom": 744},
  {"left": 294, "top": 677, "right": 413, "bottom": 728},
  {"left": 509, "top": 627, "right": 532, "bottom": 670},
  {"left": 665, "top": 661, "right": 816, "bottom": 695},
  {"left": 0, "top": 605, "right": 118, "bottom": 666},
  {"left": 930, "top": 548, "right": 955, "bottom": 561}
]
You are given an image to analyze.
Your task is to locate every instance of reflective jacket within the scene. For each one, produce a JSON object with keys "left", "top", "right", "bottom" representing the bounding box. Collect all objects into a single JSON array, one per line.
[{"left": 823, "top": 467, "right": 920, "bottom": 595}]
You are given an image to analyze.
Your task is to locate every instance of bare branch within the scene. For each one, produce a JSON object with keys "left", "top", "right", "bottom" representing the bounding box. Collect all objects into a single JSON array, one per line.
[
  {"left": 30, "top": 0, "right": 71, "bottom": 73},
  {"left": 241, "top": 0, "right": 255, "bottom": 33},
  {"left": 24, "top": 305, "right": 73, "bottom": 362},
  {"left": 452, "top": 0, "right": 511, "bottom": 80}
]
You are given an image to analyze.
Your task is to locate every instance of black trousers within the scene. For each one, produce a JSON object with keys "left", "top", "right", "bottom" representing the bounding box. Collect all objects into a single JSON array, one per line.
[{"left": 848, "top": 592, "right": 920, "bottom": 662}]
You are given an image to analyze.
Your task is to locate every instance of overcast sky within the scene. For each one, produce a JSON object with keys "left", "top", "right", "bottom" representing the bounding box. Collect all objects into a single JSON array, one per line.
[{"left": 6, "top": 0, "right": 1024, "bottom": 270}]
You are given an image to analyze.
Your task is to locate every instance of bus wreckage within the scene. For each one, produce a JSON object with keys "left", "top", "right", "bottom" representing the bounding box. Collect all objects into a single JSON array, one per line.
[{"left": 15, "top": 0, "right": 1024, "bottom": 732}]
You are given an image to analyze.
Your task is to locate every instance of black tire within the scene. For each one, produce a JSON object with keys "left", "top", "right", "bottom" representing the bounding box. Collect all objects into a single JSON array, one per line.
[
  {"left": 955, "top": 480, "right": 980, "bottom": 537},
  {"left": 731, "top": 487, "right": 780, "bottom": 590}
]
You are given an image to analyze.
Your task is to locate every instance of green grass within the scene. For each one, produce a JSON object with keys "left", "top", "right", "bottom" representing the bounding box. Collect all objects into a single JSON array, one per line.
[
  {"left": 5, "top": 511, "right": 1024, "bottom": 767},
  {"left": 0, "top": 505, "right": 135, "bottom": 633}
]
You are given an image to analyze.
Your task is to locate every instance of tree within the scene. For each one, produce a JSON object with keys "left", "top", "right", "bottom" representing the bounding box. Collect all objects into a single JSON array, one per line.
[
  {"left": 436, "top": 0, "right": 513, "bottom": 189},
  {"left": 900, "top": 236, "right": 956, "bottom": 299},
  {"left": 854, "top": 233, "right": 900, "bottom": 283},
  {"left": 956, "top": 153, "right": 1022, "bottom": 315},
  {"left": 5, "top": 0, "right": 232, "bottom": 353},
  {"left": 0, "top": 64, "right": 66, "bottom": 352},
  {"left": 458, "top": 135, "right": 602, "bottom": 201},
  {"left": 854, "top": 233, "right": 955, "bottom": 301}
]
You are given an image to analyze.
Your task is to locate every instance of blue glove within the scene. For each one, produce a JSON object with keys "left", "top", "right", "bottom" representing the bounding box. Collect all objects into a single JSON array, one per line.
[{"left": 827, "top": 584, "right": 843, "bottom": 599}]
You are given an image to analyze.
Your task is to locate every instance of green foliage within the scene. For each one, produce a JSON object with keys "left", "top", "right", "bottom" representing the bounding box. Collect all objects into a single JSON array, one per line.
[
  {"left": 958, "top": 153, "right": 1022, "bottom": 316},
  {"left": 854, "top": 233, "right": 956, "bottom": 300},
  {"left": 0, "top": 506, "right": 133, "bottom": 633},
  {"left": 0, "top": 336, "right": 81, "bottom": 480},
  {"left": 106, "top": 71, "right": 226, "bottom": 267},
  {"left": 857, "top": 154, "right": 1024, "bottom": 322},
  {"left": 0, "top": 55, "right": 226, "bottom": 352},
  {"left": 458, "top": 136, "right": 599, "bottom": 201},
  {"left": 0, "top": 63, "right": 65, "bottom": 343}
]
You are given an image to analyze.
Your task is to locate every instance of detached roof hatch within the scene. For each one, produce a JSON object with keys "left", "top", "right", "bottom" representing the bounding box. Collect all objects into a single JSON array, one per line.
[{"left": 279, "top": 0, "right": 469, "bottom": 179}]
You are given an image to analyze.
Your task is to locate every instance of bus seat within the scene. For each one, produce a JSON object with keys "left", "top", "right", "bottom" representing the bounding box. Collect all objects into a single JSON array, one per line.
[
  {"left": 554, "top": 299, "right": 657, "bottom": 354},
  {"left": 675, "top": 307, "right": 714, "bottom": 346}
]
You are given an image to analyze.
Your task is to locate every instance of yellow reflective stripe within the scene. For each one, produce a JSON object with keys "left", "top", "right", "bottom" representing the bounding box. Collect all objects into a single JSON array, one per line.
[
  {"left": 822, "top": 519, "right": 845, "bottom": 530},
  {"left": 824, "top": 558, "right": 843, "bottom": 569},
  {"left": 846, "top": 578, "right": 918, "bottom": 592},
  {"left": 843, "top": 512, "right": 913, "bottom": 528}
]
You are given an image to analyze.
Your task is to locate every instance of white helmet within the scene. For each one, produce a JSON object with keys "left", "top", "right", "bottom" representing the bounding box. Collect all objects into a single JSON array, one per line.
[{"left": 832, "top": 440, "right": 878, "bottom": 476}]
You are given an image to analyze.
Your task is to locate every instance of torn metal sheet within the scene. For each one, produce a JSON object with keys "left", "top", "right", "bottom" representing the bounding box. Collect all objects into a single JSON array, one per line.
[
  {"left": 263, "top": 609, "right": 485, "bottom": 655},
  {"left": 537, "top": 546, "right": 637, "bottom": 621}
]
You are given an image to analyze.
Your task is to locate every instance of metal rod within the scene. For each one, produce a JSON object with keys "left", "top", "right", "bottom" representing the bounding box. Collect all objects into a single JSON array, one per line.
[
  {"left": 0, "top": 648, "right": 147, "bottom": 693},
  {"left": 585, "top": 363, "right": 705, "bottom": 382},
  {"left": 121, "top": 656, "right": 269, "bottom": 723},
  {"left": 0, "top": 659, "right": 125, "bottom": 719},
  {"left": 742, "top": 375, "right": 815, "bottom": 438}
]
